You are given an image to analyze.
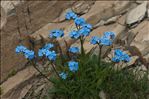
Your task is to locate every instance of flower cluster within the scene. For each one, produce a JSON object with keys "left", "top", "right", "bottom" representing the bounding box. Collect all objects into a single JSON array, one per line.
[
  {"left": 90, "top": 31, "right": 115, "bottom": 46},
  {"left": 65, "top": 10, "right": 92, "bottom": 39},
  {"left": 69, "top": 46, "right": 79, "bottom": 54},
  {"left": 49, "top": 29, "right": 64, "bottom": 38},
  {"left": 68, "top": 61, "right": 79, "bottom": 72},
  {"left": 15, "top": 45, "right": 35, "bottom": 60},
  {"left": 112, "top": 49, "right": 131, "bottom": 62},
  {"left": 38, "top": 43, "right": 56, "bottom": 61}
]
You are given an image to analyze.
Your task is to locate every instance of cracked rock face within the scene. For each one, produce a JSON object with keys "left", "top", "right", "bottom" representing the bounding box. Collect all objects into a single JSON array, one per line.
[{"left": 126, "top": 1, "right": 147, "bottom": 26}]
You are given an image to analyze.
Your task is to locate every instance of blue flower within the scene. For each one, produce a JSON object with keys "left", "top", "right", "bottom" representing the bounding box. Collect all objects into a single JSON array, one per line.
[
  {"left": 69, "top": 30, "right": 80, "bottom": 39},
  {"left": 69, "top": 47, "right": 79, "bottom": 53},
  {"left": 100, "top": 37, "right": 112, "bottom": 46},
  {"left": 68, "top": 61, "right": 79, "bottom": 72},
  {"left": 74, "top": 17, "right": 86, "bottom": 26},
  {"left": 112, "top": 49, "right": 131, "bottom": 63},
  {"left": 43, "top": 43, "right": 54, "bottom": 50},
  {"left": 38, "top": 49, "right": 44, "bottom": 57},
  {"left": 103, "top": 31, "right": 115, "bottom": 40},
  {"left": 15, "top": 45, "right": 35, "bottom": 60},
  {"left": 114, "top": 49, "right": 124, "bottom": 56},
  {"left": 24, "top": 50, "right": 35, "bottom": 60},
  {"left": 65, "top": 11, "right": 77, "bottom": 20},
  {"left": 112, "top": 56, "right": 121, "bottom": 63},
  {"left": 15, "top": 45, "right": 27, "bottom": 53},
  {"left": 78, "top": 27, "right": 91, "bottom": 36},
  {"left": 122, "top": 53, "right": 131, "bottom": 62},
  {"left": 82, "top": 24, "right": 92, "bottom": 30},
  {"left": 90, "top": 36, "right": 100, "bottom": 45},
  {"left": 49, "top": 29, "right": 64, "bottom": 38},
  {"left": 59, "top": 72, "right": 67, "bottom": 80},
  {"left": 46, "top": 50, "right": 57, "bottom": 61},
  {"left": 38, "top": 49, "right": 48, "bottom": 57}
]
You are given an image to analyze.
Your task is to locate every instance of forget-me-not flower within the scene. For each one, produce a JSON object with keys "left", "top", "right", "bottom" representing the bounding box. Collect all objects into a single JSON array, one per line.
[
  {"left": 65, "top": 11, "right": 77, "bottom": 20},
  {"left": 59, "top": 72, "right": 67, "bottom": 80},
  {"left": 100, "top": 37, "right": 112, "bottom": 46},
  {"left": 74, "top": 17, "right": 86, "bottom": 26},
  {"left": 46, "top": 50, "right": 57, "bottom": 61},
  {"left": 49, "top": 29, "right": 64, "bottom": 38},
  {"left": 112, "top": 49, "right": 131, "bottom": 63},
  {"left": 69, "top": 30, "right": 80, "bottom": 39},
  {"left": 15, "top": 45, "right": 27, "bottom": 53},
  {"left": 38, "top": 49, "right": 56, "bottom": 61},
  {"left": 15, "top": 45, "right": 35, "bottom": 60},
  {"left": 24, "top": 50, "right": 35, "bottom": 60},
  {"left": 90, "top": 36, "right": 100, "bottom": 45},
  {"left": 82, "top": 23, "right": 92, "bottom": 30},
  {"left": 78, "top": 27, "right": 91, "bottom": 36},
  {"left": 68, "top": 61, "right": 79, "bottom": 72},
  {"left": 103, "top": 31, "right": 115, "bottom": 40},
  {"left": 69, "top": 46, "right": 79, "bottom": 54}
]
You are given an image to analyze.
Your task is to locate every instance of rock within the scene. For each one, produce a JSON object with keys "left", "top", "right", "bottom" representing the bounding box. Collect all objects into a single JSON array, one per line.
[
  {"left": 0, "top": 1, "right": 76, "bottom": 82},
  {"left": 82, "top": 1, "right": 130, "bottom": 26},
  {"left": 53, "top": 8, "right": 71, "bottom": 23},
  {"left": 72, "top": 1, "right": 95, "bottom": 15},
  {"left": 1, "top": 6, "right": 7, "bottom": 29},
  {"left": 104, "top": 15, "right": 121, "bottom": 25},
  {"left": 34, "top": 84, "right": 45, "bottom": 95},
  {"left": 99, "top": 91, "right": 107, "bottom": 99},
  {"left": 124, "top": 20, "right": 149, "bottom": 45},
  {"left": 126, "top": 2, "right": 147, "bottom": 26},
  {"left": 18, "top": 84, "right": 32, "bottom": 99},
  {"left": 122, "top": 56, "right": 139, "bottom": 69},
  {"left": 93, "top": 20, "right": 105, "bottom": 29},
  {"left": 1, "top": 66, "right": 38, "bottom": 98},
  {"left": 143, "top": 53, "right": 149, "bottom": 65},
  {"left": 130, "top": 21, "right": 149, "bottom": 53},
  {"left": 136, "top": 0, "right": 144, "bottom": 4}
]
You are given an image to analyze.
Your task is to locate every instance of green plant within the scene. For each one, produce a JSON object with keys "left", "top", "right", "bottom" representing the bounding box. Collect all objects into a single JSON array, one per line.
[
  {"left": 15, "top": 10, "right": 149, "bottom": 99},
  {"left": 101, "top": 69, "right": 149, "bottom": 99}
]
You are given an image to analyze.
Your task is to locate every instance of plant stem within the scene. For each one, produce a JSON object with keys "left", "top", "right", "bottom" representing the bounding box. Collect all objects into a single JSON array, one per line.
[
  {"left": 51, "top": 63, "right": 69, "bottom": 89},
  {"left": 56, "top": 40, "right": 65, "bottom": 66},
  {"left": 31, "top": 60, "right": 51, "bottom": 82},
  {"left": 75, "top": 24, "right": 85, "bottom": 57},
  {"left": 80, "top": 37, "right": 85, "bottom": 56},
  {"left": 98, "top": 45, "right": 102, "bottom": 66}
]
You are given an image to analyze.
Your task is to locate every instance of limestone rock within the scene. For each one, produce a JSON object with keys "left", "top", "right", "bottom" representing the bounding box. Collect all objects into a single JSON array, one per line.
[
  {"left": 1, "top": 66, "right": 38, "bottom": 99},
  {"left": 82, "top": 1, "right": 130, "bottom": 26},
  {"left": 136, "top": 0, "right": 144, "bottom": 4},
  {"left": 93, "top": 20, "right": 105, "bottom": 29},
  {"left": 104, "top": 15, "right": 121, "bottom": 25},
  {"left": 126, "top": 2, "right": 147, "bottom": 25},
  {"left": 72, "top": 1, "right": 95, "bottom": 14}
]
